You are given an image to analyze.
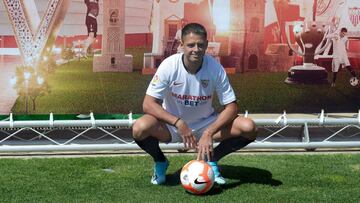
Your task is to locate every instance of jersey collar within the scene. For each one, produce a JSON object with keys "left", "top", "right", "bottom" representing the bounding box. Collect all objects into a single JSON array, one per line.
[{"left": 181, "top": 54, "right": 204, "bottom": 74}]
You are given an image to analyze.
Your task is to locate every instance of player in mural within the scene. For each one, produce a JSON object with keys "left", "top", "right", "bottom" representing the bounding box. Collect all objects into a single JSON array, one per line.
[
  {"left": 164, "top": 19, "right": 188, "bottom": 58},
  {"left": 327, "top": 27, "right": 358, "bottom": 87},
  {"left": 132, "top": 23, "right": 257, "bottom": 185},
  {"left": 173, "top": 19, "right": 188, "bottom": 53},
  {"left": 84, "top": 0, "right": 99, "bottom": 57}
]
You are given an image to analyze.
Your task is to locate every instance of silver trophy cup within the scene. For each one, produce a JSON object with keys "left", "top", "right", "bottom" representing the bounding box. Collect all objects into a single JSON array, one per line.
[{"left": 284, "top": 21, "right": 331, "bottom": 84}]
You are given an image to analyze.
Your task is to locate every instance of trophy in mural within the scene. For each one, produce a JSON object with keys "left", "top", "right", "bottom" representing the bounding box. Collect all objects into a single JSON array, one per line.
[{"left": 284, "top": 21, "right": 331, "bottom": 84}]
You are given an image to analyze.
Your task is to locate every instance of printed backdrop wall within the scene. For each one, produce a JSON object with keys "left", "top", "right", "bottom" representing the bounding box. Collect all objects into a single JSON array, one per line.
[{"left": 0, "top": 0, "right": 359, "bottom": 115}]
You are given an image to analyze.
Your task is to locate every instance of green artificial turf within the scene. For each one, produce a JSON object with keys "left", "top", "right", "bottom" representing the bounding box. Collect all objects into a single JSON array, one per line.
[{"left": 0, "top": 154, "right": 359, "bottom": 202}]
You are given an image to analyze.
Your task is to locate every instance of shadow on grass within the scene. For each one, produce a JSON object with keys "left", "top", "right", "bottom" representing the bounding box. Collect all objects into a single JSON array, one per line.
[
  {"left": 220, "top": 164, "right": 282, "bottom": 188},
  {"left": 164, "top": 168, "right": 181, "bottom": 186},
  {"left": 165, "top": 164, "right": 282, "bottom": 195}
]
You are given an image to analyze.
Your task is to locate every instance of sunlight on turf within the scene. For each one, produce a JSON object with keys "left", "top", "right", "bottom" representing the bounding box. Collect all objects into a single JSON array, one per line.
[
  {"left": 350, "top": 164, "right": 360, "bottom": 172},
  {"left": 320, "top": 175, "right": 346, "bottom": 183}
]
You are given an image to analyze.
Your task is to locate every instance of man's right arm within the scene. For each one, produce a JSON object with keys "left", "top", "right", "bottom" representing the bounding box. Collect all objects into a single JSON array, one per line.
[
  {"left": 143, "top": 95, "right": 179, "bottom": 127},
  {"left": 143, "top": 95, "right": 196, "bottom": 148},
  {"left": 326, "top": 33, "right": 338, "bottom": 40}
]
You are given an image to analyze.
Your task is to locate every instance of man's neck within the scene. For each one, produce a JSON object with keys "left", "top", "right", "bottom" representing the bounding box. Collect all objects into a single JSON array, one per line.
[
  {"left": 186, "top": 63, "right": 202, "bottom": 74},
  {"left": 183, "top": 56, "right": 202, "bottom": 74}
]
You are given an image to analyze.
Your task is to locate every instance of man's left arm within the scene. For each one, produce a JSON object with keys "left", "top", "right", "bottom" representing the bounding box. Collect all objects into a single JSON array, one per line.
[
  {"left": 204, "top": 102, "right": 238, "bottom": 136},
  {"left": 197, "top": 101, "right": 237, "bottom": 160}
]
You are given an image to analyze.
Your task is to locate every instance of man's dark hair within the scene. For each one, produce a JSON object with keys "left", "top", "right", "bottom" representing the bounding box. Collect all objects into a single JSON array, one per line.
[
  {"left": 341, "top": 27, "right": 347, "bottom": 32},
  {"left": 181, "top": 23, "right": 207, "bottom": 41}
]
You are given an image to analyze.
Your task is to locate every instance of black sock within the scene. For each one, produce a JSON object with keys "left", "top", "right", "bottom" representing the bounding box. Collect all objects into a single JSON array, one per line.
[
  {"left": 332, "top": 72, "right": 338, "bottom": 83},
  {"left": 212, "top": 136, "right": 253, "bottom": 162},
  {"left": 346, "top": 66, "right": 356, "bottom": 77},
  {"left": 135, "top": 136, "right": 166, "bottom": 162}
]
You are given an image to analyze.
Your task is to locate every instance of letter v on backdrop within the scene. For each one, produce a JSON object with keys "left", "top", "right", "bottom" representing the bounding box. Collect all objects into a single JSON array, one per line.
[{"left": 2, "top": 0, "right": 69, "bottom": 66}]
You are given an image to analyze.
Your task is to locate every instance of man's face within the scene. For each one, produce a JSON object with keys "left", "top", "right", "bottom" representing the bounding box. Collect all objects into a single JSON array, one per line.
[
  {"left": 181, "top": 32, "right": 208, "bottom": 64},
  {"left": 340, "top": 31, "right": 347, "bottom": 38}
]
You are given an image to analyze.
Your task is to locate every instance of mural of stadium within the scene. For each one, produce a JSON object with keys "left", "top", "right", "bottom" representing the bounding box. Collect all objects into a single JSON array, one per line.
[{"left": 0, "top": 0, "right": 359, "bottom": 114}]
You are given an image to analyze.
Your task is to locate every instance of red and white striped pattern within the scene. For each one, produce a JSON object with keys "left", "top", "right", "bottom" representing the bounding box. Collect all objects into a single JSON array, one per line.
[{"left": 348, "top": 7, "right": 360, "bottom": 27}]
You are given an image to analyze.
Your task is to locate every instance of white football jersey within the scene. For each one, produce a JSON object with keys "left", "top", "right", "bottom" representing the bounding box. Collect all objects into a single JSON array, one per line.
[
  {"left": 328, "top": 33, "right": 349, "bottom": 60},
  {"left": 146, "top": 53, "right": 236, "bottom": 124}
]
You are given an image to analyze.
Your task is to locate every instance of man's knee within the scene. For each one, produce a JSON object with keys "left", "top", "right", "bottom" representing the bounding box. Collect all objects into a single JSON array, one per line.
[
  {"left": 236, "top": 117, "right": 257, "bottom": 140},
  {"left": 132, "top": 114, "right": 165, "bottom": 141},
  {"left": 132, "top": 119, "right": 151, "bottom": 140},
  {"left": 237, "top": 117, "right": 256, "bottom": 132}
]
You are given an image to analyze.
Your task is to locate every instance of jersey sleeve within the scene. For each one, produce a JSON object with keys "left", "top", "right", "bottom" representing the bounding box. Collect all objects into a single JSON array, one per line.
[
  {"left": 215, "top": 63, "right": 236, "bottom": 105},
  {"left": 146, "top": 60, "right": 171, "bottom": 100}
]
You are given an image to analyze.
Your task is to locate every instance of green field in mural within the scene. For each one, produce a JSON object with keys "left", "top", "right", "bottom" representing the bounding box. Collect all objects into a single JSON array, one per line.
[{"left": 11, "top": 58, "right": 360, "bottom": 114}]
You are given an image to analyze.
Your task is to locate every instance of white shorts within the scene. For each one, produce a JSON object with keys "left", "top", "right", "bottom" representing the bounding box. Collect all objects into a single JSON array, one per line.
[
  {"left": 332, "top": 57, "right": 350, "bottom": 72},
  {"left": 165, "top": 113, "right": 218, "bottom": 143}
]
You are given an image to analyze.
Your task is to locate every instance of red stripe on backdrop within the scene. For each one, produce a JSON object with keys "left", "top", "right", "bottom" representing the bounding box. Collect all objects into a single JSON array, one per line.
[
  {"left": 125, "top": 33, "right": 153, "bottom": 48},
  {"left": 0, "top": 33, "right": 153, "bottom": 49},
  {"left": 1, "top": 36, "right": 18, "bottom": 48},
  {"left": 349, "top": 40, "right": 360, "bottom": 70}
]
